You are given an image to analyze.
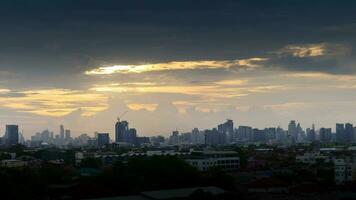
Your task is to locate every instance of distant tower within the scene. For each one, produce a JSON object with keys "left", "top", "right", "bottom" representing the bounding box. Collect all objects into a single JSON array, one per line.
[
  {"left": 115, "top": 119, "right": 129, "bottom": 143},
  {"left": 65, "top": 129, "right": 71, "bottom": 139},
  {"left": 5, "top": 125, "right": 19, "bottom": 146},
  {"left": 288, "top": 120, "right": 297, "bottom": 144},
  {"left": 60, "top": 125, "right": 65, "bottom": 139},
  {"left": 97, "top": 133, "right": 110, "bottom": 147}
]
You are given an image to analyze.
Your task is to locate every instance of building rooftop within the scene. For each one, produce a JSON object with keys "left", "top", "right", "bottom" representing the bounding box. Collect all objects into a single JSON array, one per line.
[{"left": 141, "top": 186, "right": 225, "bottom": 199}]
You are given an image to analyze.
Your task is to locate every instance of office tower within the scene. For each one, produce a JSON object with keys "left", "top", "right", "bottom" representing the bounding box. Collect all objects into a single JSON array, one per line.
[
  {"left": 319, "top": 128, "right": 332, "bottom": 143},
  {"left": 5, "top": 125, "right": 19, "bottom": 146},
  {"left": 41, "top": 129, "right": 50, "bottom": 142},
  {"left": 128, "top": 128, "right": 137, "bottom": 144},
  {"left": 336, "top": 123, "right": 345, "bottom": 143},
  {"left": 306, "top": 124, "right": 316, "bottom": 142},
  {"left": 115, "top": 120, "right": 129, "bottom": 143},
  {"left": 296, "top": 123, "right": 305, "bottom": 142},
  {"left": 60, "top": 125, "right": 65, "bottom": 139},
  {"left": 169, "top": 130, "right": 179, "bottom": 145},
  {"left": 345, "top": 123, "right": 354, "bottom": 144},
  {"left": 253, "top": 128, "right": 266, "bottom": 143},
  {"left": 97, "top": 133, "right": 110, "bottom": 147},
  {"left": 65, "top": 129, "right": 71, "bottom": 139},
  {"left": 276, "top": 126, "right": 286, "bottom": 143},
  {"left": 205, "top": 128, "right": 221, "bottom": 145},
  {"left": 288, "top": 120, "right": 298, "bottom": 143},
  {"left": 266, "top": 127, "right": 277, "bottom": 141},
  {"left": 191, "top": 128, "right": 199, "bottom": 144},
  {"left": 217, "top": 119, "right": 233, "bottom": 144},
  {"left": 237, "top": 126, "right": 253, "bottom": 142}
]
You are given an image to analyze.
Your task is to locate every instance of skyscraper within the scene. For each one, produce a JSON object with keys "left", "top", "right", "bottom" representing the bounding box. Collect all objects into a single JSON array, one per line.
[
  {"left": 5, "top": 125, "right": 19, "bottom": 146},
  {"left": 217, "top": 119, "right": 233, "bottom": 144},
  {"left": 237, "top": 126, "right": 253, "bottom": 142},
  {"left": 97, "top": 133, "right": 110, "bottom": 147},
  {"left": 336, "top": 123, "right": 345, "bottom": 143},
  {"left": 345, "top": 123, "right": 354, "bottom": 144},
  {"left": 319, "top": 128, "right": 332, "bottom": 143},
  {"left": 115, "top": 120, "right": 129, "bottom": 143},
  {"left": 288, "top": 120, "right": 297, "bottom": 143},
  {"left": 65, "top": 129, "right": 71, "bottom": 139},
  {"left": 60, "top": 125, "right": 65, "bottom": 139},
  {"left": 306, "top": 124, "right": 316, "bottom": 142}
]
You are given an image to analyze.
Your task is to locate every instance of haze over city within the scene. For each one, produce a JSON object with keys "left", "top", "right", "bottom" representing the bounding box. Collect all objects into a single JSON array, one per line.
[{"left": 1, "top": 0, "right": 356, "bottom": 138}]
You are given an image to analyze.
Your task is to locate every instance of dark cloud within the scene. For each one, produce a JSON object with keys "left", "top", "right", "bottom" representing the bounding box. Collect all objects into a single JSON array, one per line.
[{"left": 0, "top": 0, "right": 356, "bottom": 79}]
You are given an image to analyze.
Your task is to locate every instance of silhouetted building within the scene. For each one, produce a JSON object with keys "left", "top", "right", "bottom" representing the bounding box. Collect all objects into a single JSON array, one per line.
[
  {"left": 336, "top": 123, "right": 345, "bottom": 143},
  {"left": 115, "top": 120, "right": 129, "bottom": 143},
  {"left": 345, "top": 123, "right": 354, "bottom": 144},
  {"left": 60, "top": 125, "right": 65, "bottom": 139},
  {"left": 97, "top": 133, "right": 110, "bottom": 147},
  {"left": 5, "top": 125, "right": 19, "bottom": 146},
  {"left": 306, "top": 124, "right": 316, "bottom": 142},
  {"left": 288, "top": 120, "right": 297, "bottom": 144},
  {"left": 169, "top": 130, "right": 179, "bottom": 145},
  {"left": 319, "top": 128, "right": 332, "bottom": 143},
  {"left": 128, "top": 128, "right": 137, "bottom": 144},
  {"left": 237, "top": 126, "right": 253, "bottom": 142},
  {"left": 217, "top": 119, "right": 233, "bottom": 143},
  {"left": 205, "top": 128, "right": 225, "bottom": 145},
  {"left": 65, "top": 129, "right": 71, "bottom": 139},
  {"left": 253, "top": 128, "right": 266, "bottom": 143}
]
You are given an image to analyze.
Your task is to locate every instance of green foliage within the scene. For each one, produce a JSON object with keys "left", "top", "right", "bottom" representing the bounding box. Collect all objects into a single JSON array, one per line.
[
  {"left": 80, "top": 157, "right": 102, "bottom": 169},
  {"left": 234, "top": 147, "right": 248, "bottom": 169}
]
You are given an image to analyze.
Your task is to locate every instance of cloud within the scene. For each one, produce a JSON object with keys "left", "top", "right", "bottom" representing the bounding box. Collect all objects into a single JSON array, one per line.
[
  {"left": 127, "top": 103, "right": 158, "bottom": 111},
  {"left": 85, "top": 58, "right": 268, "bottom": 75},
  {"left": 0, "top": 88, "right": 10, "bottom": 93},
  {"left": 276, "top": 43, "right": 351, "bottom": 58},
  {"left": 0, "top": 89, "right": 108, "bottom": 117}
]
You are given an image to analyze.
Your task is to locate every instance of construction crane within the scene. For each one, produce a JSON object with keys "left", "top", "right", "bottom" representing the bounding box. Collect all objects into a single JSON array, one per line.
[{"left": 117, "top": 110, "right": 128, "bottom": 122}]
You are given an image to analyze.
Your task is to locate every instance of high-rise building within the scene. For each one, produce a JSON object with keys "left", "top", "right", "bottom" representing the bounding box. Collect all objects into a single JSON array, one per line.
[
  {"left": 217, "top": 120, "right": 233, "bottom": 143},
  {"left": 237, "top": 126, "right": 253, "bottom": 142},
  {"left": 97, "top": 133, "right": 110, "bottom": 147},
  {"left": 128, "top": 128, "right": 137, "bottom": 144},
  {"left": 306, "top": 124, "right": 316, "bottom": 142},
  {"left": 296, "top": 123, "right": 305, "bottom": 142},
  {"left": 253, "top": 128, "right": 266, "bottom": 143},
  {"left": 266, "top": 127, "right": 277, "bottom": 142},
  {"left": 345, "top": 123, "right": 354, "bottom": 144},
  {"left": 276, "top": 127, "right": 286, "bottom": 143},
  {"left": 169, "top": 130, "right": 179, "bottom": 145},
  {"left": 288, "top": 120, "right": 298, "bottom": 143},
  {"left": 65, "top": 129, "right": 71, "bottom": 139},
  {"left": 319, "top": 128, "right": 332, "bottom": 143},
  {"left": 60, "top": 125, "right": 65, "bottom": 139},
  {"left": 5, "top": 125, "right": 19, "bottom": 146},
  {"left": 336, "top": 123, "right": 345, "bottom": 143},
  {"left": 115, "top": 120, "right": 130, "bottom": 143},
  {"left": 205, "top": 128, "right": 221, "bottom": 145}
]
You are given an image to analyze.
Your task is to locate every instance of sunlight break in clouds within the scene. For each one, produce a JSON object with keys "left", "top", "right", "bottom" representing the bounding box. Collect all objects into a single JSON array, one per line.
[
  {"left": 0, "top": 88, "right": 11, "bottom": 93},
  {"left": 0, "top": 89, "right": 108, "bottom": 117},
  {"left": 277, "top": 43, "right": 351, "bottom": 58},
  {"left": 127, "top": 103, "right": 158, "bottom": 111},
  {"left": 85, "top": 58, "right": 268, "bottom": 75}
]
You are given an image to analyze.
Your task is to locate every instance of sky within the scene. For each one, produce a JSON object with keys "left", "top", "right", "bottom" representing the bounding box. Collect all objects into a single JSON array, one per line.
[{"left": 1, "top": 0, "right": 356, "bottom": 138}]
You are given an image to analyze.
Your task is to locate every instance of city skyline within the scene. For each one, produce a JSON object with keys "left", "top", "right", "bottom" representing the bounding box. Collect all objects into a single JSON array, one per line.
[
  {"left": 7, "top": 118, "right": 356, "bottom": 141},
  {"left": 1, "top": 1, "right": 356, "bottom": 136}
]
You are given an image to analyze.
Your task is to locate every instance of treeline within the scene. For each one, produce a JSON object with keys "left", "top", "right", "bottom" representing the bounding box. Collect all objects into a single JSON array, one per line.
[{"left": 0, "top": 156, "right": 235, "bottom": 199}]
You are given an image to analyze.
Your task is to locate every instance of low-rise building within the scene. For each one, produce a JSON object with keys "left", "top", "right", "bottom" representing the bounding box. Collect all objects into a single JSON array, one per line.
[
  {"left": 185, "top": 151, "right": 239, "bottom": 171},
  {"left": 2, "top": 159, "right": 27, "bottom": 168},
  {"left": 334, "top": 158, "right": 356, "bottom": 185}
]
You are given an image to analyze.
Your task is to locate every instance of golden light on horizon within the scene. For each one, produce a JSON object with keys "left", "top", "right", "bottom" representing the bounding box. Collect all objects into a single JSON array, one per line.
[{"left": 85, "top": 58, "right": 268, "bottom": 75}]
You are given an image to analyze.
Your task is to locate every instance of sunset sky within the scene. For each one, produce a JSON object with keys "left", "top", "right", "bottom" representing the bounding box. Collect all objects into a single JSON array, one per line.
[{"left": 1, "top": 0, "right": 356, "bottom": 138}]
